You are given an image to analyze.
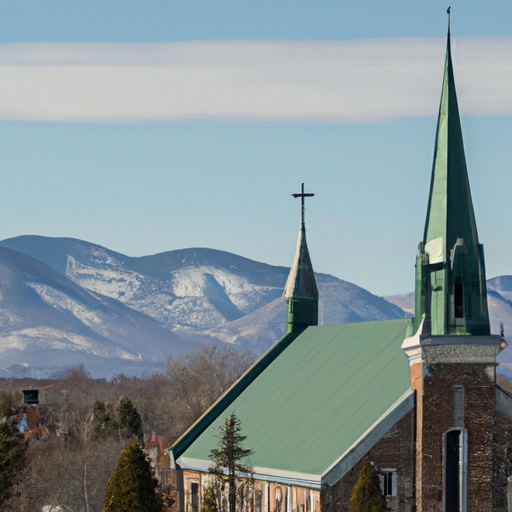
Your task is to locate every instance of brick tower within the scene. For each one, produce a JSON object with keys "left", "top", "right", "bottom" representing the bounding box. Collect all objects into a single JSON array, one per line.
[{"left": 402, "top": 19, "right": 506, "bottom": 512}]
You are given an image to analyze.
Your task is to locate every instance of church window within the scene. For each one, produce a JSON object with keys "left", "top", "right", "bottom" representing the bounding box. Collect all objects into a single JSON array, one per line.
[
  {"left": 444, "top": 429, "right": 467, "bottom": 512},
  {"left": 191, "top": 482, "right": 199, "bottom": 512},
  {"left": 383, "top": 473, "right": 393, "bottom": 496},
  {"left": 274, "top": 486, "right": 282, "bottom": 512},
  {"left": 380, "top": 470, "right": 397, "bottom": 497}
]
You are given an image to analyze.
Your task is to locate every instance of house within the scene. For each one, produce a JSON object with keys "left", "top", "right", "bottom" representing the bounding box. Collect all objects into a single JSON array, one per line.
[{"left": 167, "top": 26, "right": 512, "bottom": 512}]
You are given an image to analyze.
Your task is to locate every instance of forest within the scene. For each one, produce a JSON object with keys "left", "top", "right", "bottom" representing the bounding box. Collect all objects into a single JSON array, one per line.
[{"left": 0, "top": 344, "right": 254, "bottom": 512}]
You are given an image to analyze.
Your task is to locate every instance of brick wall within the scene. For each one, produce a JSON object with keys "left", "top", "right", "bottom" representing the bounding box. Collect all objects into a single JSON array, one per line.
[
  {"left": 416, "top": 363, "right": 496, "bottom": 512},
  {"left": 321, "top": 410, "right": 415, "bottom": 512},
  {"left": 493, "top": 404, "right": 512, "bottom": 511}
]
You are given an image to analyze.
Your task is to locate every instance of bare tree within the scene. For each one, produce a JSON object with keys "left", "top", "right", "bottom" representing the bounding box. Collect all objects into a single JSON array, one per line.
[
  {"left": 4, "top": 344, "right": 256, "bottom": 511},
  {"left": 9, "top": 435, "right": 126, "bottom": 512},
  {"left": 165, "top": 345, "right": 253, "bottom": 438},
  {"left": 9, "top": 393, "right": 126, "bottom": 512}
]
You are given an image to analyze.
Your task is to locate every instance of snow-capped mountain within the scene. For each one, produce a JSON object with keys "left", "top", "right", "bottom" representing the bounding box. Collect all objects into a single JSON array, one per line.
[
  {"left": 1, "top": 236, "right": 286, "bottom": 331},
  {"left": 0, "top": 245, "right": 204, "bottom": 378},
  {"left": 0, "top": 236, "right": 406, "bottom": 378}
]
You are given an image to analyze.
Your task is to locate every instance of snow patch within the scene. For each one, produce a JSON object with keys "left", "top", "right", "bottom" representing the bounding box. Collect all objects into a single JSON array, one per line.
[
  {"left": 27, "top": 282, "right": 112, "bottom": 338},
  {"left": 0, "top": 326, "right": 139, "bottom": 359},
  {"left": 67, "top": 256, "right": 143, "bottom": 301},
  {"left": 63, "top": 257, "right": 282, "bottom": 331},
  {"left": 0, "top": 328, "right": 89, "bottom": 353},
  {"left": 170, "top": 266, "right": 279, "bottom": 313}
]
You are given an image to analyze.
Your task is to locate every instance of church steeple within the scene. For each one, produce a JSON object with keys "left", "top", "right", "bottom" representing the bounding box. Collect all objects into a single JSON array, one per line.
[
  {"left": 414, "top": 23, "right": 490, "bottom": 336},
  {"left": 284, "top": 183, "right": 318, "bottom": 333}
]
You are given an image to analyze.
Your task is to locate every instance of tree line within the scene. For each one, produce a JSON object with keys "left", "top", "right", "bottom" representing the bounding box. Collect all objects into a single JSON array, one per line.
[{"left": 0, "top": 344, "right": 254, "bottom": 512}]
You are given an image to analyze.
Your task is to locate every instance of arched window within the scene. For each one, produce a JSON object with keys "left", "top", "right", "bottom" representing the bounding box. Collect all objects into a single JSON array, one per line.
[{"left": 444, "top": 429, "right": 467, "bottom": 512}]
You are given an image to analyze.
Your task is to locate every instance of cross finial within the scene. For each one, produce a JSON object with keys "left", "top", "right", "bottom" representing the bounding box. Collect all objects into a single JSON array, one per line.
[
  {"left": 447, "top": 6, "right": 451, "bottom": 35},
  {"left": 292, "top": 183, "right": 314, "bottom": 227}
]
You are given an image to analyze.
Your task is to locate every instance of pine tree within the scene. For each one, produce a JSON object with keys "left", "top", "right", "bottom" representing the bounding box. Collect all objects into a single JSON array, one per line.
[
  {"left": 93, "top": 400, "right": 118, "bottom": 438},
  {"left": 103, "top": 440, "right": 163, "bottom": 512},
  {"left": 117, "top": 396, "right": 143, "bottom": 443},
  {"left": 349, "top": 457, "right": 388, "bottom": 512},
  {"left": 209, "top": 412, "right": 254, "bottom": 512},
  {"left": 0, "top": 392, "right": 26, "bottom": 507}
]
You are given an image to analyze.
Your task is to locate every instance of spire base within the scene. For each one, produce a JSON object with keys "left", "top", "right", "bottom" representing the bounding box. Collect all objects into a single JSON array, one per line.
[{"left": 287, "top": 298, "right": 318, "bottom": 333}]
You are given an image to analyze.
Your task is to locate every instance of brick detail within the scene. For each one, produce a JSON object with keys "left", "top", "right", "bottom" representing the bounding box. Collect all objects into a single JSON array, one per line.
[
  {"left": 321, "top": 410, "right": 415, "bottom": 512},
  {"left": 416, "top": 363, "right": 496, "bottom": 512}
]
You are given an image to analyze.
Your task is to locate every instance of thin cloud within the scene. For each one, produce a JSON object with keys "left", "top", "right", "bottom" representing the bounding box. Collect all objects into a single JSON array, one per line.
[{"left": 0, "top": 38, "right": 511, "bottom": 122}]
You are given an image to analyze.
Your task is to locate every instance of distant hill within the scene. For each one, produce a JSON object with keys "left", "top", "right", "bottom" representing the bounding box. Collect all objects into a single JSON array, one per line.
[{"left": 0, "top": 235, "right": 407, "bottom": 378}]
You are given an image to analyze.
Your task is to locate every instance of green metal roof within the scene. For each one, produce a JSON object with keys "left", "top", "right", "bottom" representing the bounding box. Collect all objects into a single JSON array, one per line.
[{"left": 176, "top": 318, "right": 411, "bottom": 477}]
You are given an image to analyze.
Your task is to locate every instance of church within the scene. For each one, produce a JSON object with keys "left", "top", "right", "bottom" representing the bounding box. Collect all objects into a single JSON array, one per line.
[{"left": 167, "top": 25, "right": 512, "bottom": 512}]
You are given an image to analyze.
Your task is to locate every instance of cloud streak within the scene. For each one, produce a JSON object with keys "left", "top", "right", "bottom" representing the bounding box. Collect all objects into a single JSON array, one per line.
[{"left": 0, "top": 38, "right": 511, "bottom": 122}]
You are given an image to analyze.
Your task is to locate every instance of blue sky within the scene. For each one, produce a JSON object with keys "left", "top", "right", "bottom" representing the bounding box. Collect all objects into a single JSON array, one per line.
[{"left": 1, "top": 1, "right": 512, "bottom": 296}]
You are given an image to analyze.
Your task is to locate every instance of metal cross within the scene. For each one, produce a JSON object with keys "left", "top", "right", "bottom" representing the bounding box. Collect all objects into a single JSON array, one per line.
[{"left": 292, "top": 183, "right": 314, "bottom": 227}]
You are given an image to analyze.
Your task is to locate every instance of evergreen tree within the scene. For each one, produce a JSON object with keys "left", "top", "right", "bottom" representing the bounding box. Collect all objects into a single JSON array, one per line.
[
  {"left": 117, "top": 396, "right": 143, "bottom": 443},
  {"left": 0, "top": 392, "right": 26, "bottom": 507},
  {"left": 349, "top": 457, "right": 388, "bottom": 512},
  {"left": 93, "top": 400, "right": 118, "bottom": 438},
  {"left": 103, "top": 440, "right": 163, "bottom": 512},
  {"left": 209, "top": 412, "right": 254, "bottom": 512},
  {"left": 201, "top": 485, "right": 218, "bottom": 512}
]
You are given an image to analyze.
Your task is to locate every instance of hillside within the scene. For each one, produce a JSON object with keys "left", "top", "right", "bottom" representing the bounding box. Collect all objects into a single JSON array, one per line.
[{"left": 0, "top": 235, "right": 406, "bottom": 377}]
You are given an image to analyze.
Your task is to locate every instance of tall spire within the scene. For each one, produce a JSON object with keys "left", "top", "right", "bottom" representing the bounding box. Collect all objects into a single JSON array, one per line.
[
  {"left": 415, "top": 20, "right": 490, "bottom": 336},
  {"left": 284, "top": 183, "right": 318, "bottom": 333}
]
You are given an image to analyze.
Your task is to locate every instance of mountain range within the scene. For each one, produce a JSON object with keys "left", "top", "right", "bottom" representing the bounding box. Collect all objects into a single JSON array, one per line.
[
  {"left": 0, "top": 235, "right": 406, "bottom": 378},
  {"left": 2, "top": 235, "right": 512, "bottom": 379}
]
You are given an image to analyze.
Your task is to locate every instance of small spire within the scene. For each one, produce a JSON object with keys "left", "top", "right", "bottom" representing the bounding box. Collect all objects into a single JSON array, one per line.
[
  {"left": 447, "top": 6, "right": 451, "bottom": 35},
  {"left": 284, "top": 183, "right": 318, "bottom": 300},
  {"left": 284, "top": 183, "right": 318, "bottom": 333}
]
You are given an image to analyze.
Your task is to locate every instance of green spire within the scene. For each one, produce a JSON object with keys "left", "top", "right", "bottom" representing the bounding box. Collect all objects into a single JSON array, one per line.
[
  {"left": 284, "top": 183, "right": 318, "bottom": 333},
  {"left": 415, "top": 26, "right": 490, "bottom": 336}
]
